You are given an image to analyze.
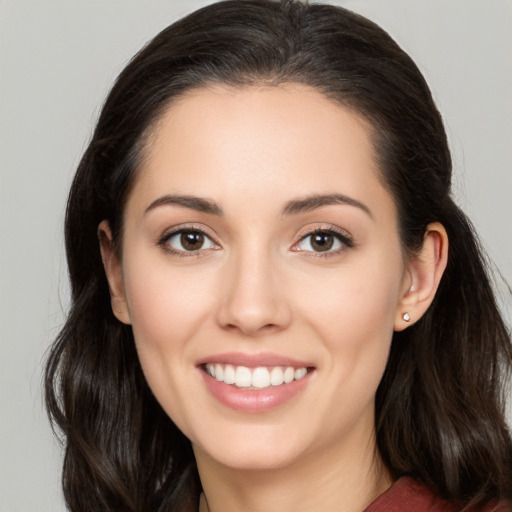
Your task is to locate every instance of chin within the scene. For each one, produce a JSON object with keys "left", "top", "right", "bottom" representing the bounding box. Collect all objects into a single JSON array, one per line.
[{"left": 192, "top": 423, "right": 310, "bottom": 471}]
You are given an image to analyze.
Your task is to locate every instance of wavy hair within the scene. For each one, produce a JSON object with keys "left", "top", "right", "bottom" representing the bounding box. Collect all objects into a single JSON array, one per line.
[{"left": 45, "top": 1, "right": 512, "bottom": 510}]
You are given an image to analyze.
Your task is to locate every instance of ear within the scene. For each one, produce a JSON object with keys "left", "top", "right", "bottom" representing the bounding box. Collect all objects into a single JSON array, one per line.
[
  {"left": 394, "top": 222, "right": 448, "bottom": 331},
  {"left": 98, "top": 220, "right": 131, "bottom": 325}
]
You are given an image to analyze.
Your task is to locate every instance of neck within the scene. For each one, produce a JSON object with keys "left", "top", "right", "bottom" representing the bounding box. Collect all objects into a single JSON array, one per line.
[{"left": 196, "top": 430, "right": 392, "bottom": 512}]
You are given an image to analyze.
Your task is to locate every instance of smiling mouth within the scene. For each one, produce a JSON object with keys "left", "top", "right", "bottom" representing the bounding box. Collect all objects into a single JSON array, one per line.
[{"left": 204, "top": 363, "right": 312, "bottom": 390}]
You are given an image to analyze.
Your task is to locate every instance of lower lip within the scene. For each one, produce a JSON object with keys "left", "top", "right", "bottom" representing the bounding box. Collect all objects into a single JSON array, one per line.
[{"left": 200, "top": 368, "right": 313, "bottom": 413}]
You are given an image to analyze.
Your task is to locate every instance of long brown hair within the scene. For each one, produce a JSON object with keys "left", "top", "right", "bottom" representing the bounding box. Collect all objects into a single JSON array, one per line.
[{"left": 45, "top": 1, "right": 512, "bottom": 510}]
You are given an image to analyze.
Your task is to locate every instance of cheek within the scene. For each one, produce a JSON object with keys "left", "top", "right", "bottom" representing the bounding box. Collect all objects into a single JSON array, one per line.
[
  {"left": 124, "top": 254, "right": 213, "bottom": 343},
  {"left": 121, "top": 253, "right": 217, "bottom": 392},
  {"left": 121, "top": 255, "right": 221, "bottom": 429},
  {"left": 299, "top": 252, "right": 403, "bottom": 339},
  {"left": 310, "top": 274, "right": 397, "bottom": 387},
  {"left": 295, "top": 249, "right": 403, "bottom": 409}
]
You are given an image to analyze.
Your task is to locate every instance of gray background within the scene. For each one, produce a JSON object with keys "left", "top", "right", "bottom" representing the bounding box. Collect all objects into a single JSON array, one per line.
[{"left": 1, "top": 1, "right": 511, "bottom": 510}]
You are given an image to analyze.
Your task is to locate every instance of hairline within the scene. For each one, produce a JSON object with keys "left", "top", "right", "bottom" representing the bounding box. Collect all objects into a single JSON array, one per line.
[{"left": 113, "top": 79, "right": 402, "bottom": 257}]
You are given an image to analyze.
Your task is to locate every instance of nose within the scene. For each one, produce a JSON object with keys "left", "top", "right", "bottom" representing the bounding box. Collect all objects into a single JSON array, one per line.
[{"left": 216, "top": 246, "right": 292, "bottom": 337}]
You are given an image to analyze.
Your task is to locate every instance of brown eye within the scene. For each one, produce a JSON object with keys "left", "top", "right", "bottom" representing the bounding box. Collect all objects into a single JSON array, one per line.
[
  {"left": 163, "top": 229, "right": 217, "bottom": 253},
  {"left": 180, "top": 231, "right": 205, "bottom": 251},
  {"left": 294, "top": 229, "right": 352, "bottom": 254},
  {"left": 310, "top": 233, "right": 334, "bottom": 252}
]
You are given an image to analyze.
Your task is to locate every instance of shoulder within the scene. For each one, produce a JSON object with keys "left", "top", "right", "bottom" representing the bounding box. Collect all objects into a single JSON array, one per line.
[
  {"left": 364, "top": 478, "right": 457, "bottom": 512},
  {"left": 364, "top": 477, "right": 512, "bottom": 512}
]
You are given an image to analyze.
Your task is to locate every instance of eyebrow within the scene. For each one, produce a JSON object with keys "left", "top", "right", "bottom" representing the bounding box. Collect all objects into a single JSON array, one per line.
[
  {"left": 144, "top": 192, "right": 372, "bottom": 219},
  {"left": 282, "top": 193, "right": 373, "bottom": 219},
  {"left": 144, "top": 195, "right": 224, "bottom": 216}
]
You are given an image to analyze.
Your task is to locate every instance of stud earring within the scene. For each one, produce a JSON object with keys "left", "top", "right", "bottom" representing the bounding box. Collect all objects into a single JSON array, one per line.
[{"left": 402, "top": 312, "right": 411, "bottom": 322}]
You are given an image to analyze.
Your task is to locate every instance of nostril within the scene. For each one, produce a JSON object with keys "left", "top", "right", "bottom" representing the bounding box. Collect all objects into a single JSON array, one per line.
[
  {"left": 215, "top": 277, "right": 293, "bottom": 335},
  {"left": 223, "top": 321, "right": 283, "bottom": 336}
]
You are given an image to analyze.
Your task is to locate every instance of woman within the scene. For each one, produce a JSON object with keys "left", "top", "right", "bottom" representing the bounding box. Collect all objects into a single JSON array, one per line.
[{"left": 44, "top": 0, "right": 512, "bottom": 510}]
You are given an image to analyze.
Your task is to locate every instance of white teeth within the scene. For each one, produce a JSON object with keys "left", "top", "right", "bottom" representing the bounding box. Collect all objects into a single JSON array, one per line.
[
  {"left": 223, "top": 364, "right": 236, "bottom": 384},
  {"left": 251, "top": 367, "right": 270, "bottom": 388},
  {"left": 235, "top": 366, "right": 252, "bottom": 387},
  {"left": 205, "top": 364, "right": 309, "bottom": 389},
  {"left": 295, "top": 367, "right": 307, "bottom": 380},
  {"left": 270, "top": 367, "right": 284, "bottom": 386},
  {"left": 284, "top": 367, "right": 295, "bottom": 383},
  {"left": 214, "top": 363, "right": 224, "bottom": 382}
]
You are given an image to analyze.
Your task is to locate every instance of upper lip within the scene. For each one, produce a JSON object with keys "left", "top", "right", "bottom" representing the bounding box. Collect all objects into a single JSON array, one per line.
[{"left": 196, "top": 352, "right": 314, "bottom": 368}]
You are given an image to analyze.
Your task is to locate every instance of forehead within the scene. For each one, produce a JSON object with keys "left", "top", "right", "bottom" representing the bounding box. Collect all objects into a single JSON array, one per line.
[{"left": 127, "top": 83, "right": 394, "bottom": 220}]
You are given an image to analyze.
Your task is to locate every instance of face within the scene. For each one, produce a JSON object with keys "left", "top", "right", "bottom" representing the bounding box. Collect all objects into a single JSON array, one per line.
[{"left": 104, "top": 84, "right": 411, "bottom": 472}]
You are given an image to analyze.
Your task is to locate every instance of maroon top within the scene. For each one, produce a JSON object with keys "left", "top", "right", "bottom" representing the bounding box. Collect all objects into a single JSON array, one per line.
[{"left": 364, "top": 477, "right": 511, "bottom": 511}]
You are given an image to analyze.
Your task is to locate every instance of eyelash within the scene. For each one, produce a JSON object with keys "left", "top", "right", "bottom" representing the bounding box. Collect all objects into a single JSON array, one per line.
[
  {"left": 158, "top": 225, "right": 354, "bottom": 258},
  {"left": 293, "top": 226, "right": 354, "bottom": 258},
  {"left": 158, "top": 225, "right": 220, "bottom": 258}
]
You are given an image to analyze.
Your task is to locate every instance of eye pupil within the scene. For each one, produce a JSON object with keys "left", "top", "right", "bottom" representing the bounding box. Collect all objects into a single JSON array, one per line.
[
  {"left": 180, "top": 231, "right": 204, "bottom": 251},
  {"left": 311, "top": 233, "right": 334, "bottom": 252}
]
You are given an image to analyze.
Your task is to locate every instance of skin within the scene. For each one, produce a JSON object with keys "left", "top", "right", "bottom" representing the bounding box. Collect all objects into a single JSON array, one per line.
[{"left": 100, "top": 84, "right": 448, "bottom": 512}]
